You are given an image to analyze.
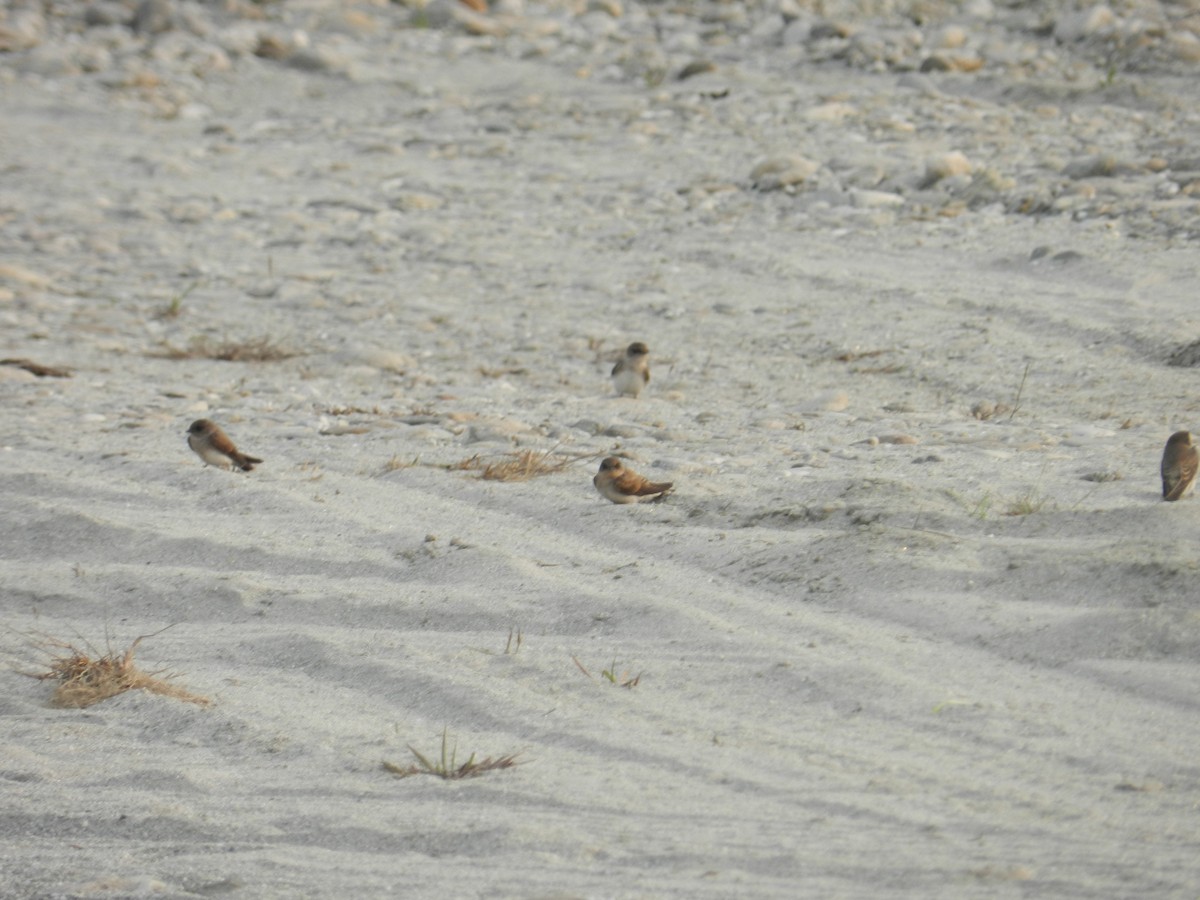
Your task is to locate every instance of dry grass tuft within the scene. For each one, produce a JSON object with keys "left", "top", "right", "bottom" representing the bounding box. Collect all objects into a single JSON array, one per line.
[
  {"left": 150, "top": 335, "right": 297, "bottom": 362},
  {"left": 381, "top": 454, "right": 421, "bottom": 473},
  {"left": 31, "top": 632, "right": 209, "bottom": 709},
  {"left": 1002, "top": 490, "right": 1047, "bottom": 517},
  {"left": 383, "top": 728, "right": 521, "bottom": 780},
  {"left": 452, "top": 447, "right": 588, "bottom": 482}
]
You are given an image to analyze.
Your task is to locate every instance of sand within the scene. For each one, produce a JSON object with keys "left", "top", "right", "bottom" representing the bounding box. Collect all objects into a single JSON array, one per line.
[{"left": 2, "top": 0, "right": 1200, "bottom": 896}]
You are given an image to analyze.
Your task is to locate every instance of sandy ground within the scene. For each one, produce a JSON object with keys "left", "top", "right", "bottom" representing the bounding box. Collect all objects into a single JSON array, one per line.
[{"left": 3, "top": 0, "right": 1200, "bottom": 897}]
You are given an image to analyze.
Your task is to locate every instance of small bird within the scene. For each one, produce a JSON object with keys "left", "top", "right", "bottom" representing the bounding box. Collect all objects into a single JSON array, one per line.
[
  {"left": 186, "top": 419, "right": 262, "bottom": 472},
  {"left": 611, "top": 342, "right": 650, "bottom": 398},
  {"left": 1161, "top": 430, "right": 1197, "bottom": 501},
  {"left": 593, "top": 456, "right": 672, "bottom": 504}
]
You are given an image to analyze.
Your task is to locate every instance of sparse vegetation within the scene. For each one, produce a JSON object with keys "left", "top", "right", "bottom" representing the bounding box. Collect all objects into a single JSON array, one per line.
[
  {"left": 1003, "top": 490, "right": 1047, "bottom": 517},
  {"left": 154, "top": 281, "right": 200, "bottom": 320},
  {"left": 451, "top": 447, "right": 588, "bottom": 482},
  {"left": 505, "top": 627, "right": 523, "bottom": 655},
  {"left": 1082, "top": 470, "right": 1123, "bottom": 483},
  {"left": 27, "top": 630, "right": 209, "bottom": 709},
  {"left": 573, "top": 655, "right": 641, "bottom": 689},
  {"left": 381, "top": 454, "right": 420, "bottom": 474},
  {"left": 1009, "top": 362, "right": 1031, "bottom": 420},
  {"left": 383, "top": 728, "right": 521, "bottom": 780}
]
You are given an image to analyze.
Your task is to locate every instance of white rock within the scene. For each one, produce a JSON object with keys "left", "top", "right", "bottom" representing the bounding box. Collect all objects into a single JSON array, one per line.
[
  {"left": 1168, "top": 31, "right": 1200, "bottom": 62},
  {"left": 932, "top": 25, "right": 968, "bottom": 49},
  {"left": 804, "top": 102, "right": 856, "bottom": 122},
  {"left": 850, "top": 189, "right": 904, "bottom": 208},
  {"left": 919, "top": 151, "right": 973, "bottom": 188},
  {"left": 801, "top": 390, "right": 849, "bottom": 413},
  {"left": 750, "top": 155, "right": 819, "bottom": 191}
]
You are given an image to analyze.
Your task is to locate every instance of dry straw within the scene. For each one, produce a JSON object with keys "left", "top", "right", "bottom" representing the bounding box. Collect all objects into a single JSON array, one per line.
[
  {"left": 452, "top": 446, "right": 592, "bottom": 482},
  {"left": 29, "top": 631, "right": 209, "bottom": 709}
]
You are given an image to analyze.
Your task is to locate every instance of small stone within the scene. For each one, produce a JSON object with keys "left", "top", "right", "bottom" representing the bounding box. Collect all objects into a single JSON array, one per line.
[
  {"left": 603, "top": 424, "right": 641, "bottom": 438},
  {"left": 454, "top": 6, "right": 508, "bottom": 36},
  {"left": 589, "top": 0, "right": 623, "bottom": 17},
  {"left": 1167, "top": 339, "right": 1200, "bottom": 368},
  {"left": 750, "top": 156, "right": 819, "bottom": 191},
  {"left": 464, "top": 417, "right": 533, "bottom": 443},
  {"left": 932, "top": 25, "right": 968, "bottom": 49},
  {"left": 391, "top": 192, "right": 445, "bottom": 212},
  {"left": 804, "top": 102, "right": 856, "bottom": 122},
  {"left": 971, "top": 400, "right": 1012, "bottom": 420},
  {"left": 84, "top": 4, "right": 130, "bottom": 27},
  {"left": 801, "top": 390, "right": 849, "bottom": 413},
  {"left": 677, "top": 59, "right": 716, "bottom": 81},
  {"left": 1054, "top": 6, "right": 1116, "bottom": 42},
  {"left": 0, "top": 265, "right": 53, "bottom": 290},
  {"left": 0, "top": 9, "right": 45, "bottom": 50},
  {"left": 132, "top": 0, "right": 174, "bottom": 35},
  {"left": 850, "top": 189, "right": 904, "bottom": 208},
  {"left": 1062, "top": 155, "right": 1119, "bottom": 179},
  {"left": 920, "top": 54, "right": 983, "bottom": 73},
  {"left": 1168, "top": 31, "right": 1200, "bottom": 62},
  {"left": 255, "top": 35, "right": 292, "bottom": 60},
  {"left": 919, "top": 151, "right": 972, "bottom": 188}
]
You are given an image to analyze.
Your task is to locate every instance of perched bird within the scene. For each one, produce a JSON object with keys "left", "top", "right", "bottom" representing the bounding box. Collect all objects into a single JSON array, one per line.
[
  {"left": 593, "top": 456, "right": 672, "bottom": 504},
  {"left": 611, "top": 342, "right": 650, "bottom": 398},
  {"left": 1161, "top": 430, "right": 1197, "bottom": 501},
  {"left": 186, "top": 419, "right": 262, "bottom": 472}
]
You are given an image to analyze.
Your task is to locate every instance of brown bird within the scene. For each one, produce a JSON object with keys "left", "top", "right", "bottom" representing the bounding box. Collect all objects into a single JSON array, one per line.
[
  {"left": 1161, "top": 430, "right": 1197, "bottom": 501},
  {"left": 186, "top": 419, "right": 262, "bottom": 472},
  {"left": 593, "top": 456, "right": 672, "bottom": 504},
  {"left": 611, "top": 342, "right": 650, "bottom": 398}
]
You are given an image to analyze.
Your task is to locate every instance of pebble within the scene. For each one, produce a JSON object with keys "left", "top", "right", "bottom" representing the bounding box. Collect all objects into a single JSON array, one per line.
[
  {"left": 1062, "top": 154, "right": 1121, "bottom": 179},
  {"left": 0, "top": 9, "right": 45, "bottom": 51},
  {"left": 919, "top": 151, "right": 973, "bottom": 188},
  {"left": 801, "top": 391, "right": 850, "bottom": 413},
  {"left": 850, "top": 189, "right": 904, "bottom": 209},
  {"left": 750, "top": 155, "right": 820, "bottom": 192},
  {"left": 1054, "top": 6, "right": 1116, "bottom": 43}
]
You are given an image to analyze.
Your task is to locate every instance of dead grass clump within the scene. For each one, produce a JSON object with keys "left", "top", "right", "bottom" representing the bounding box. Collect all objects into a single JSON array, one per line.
[
  {"left": 452, "top": 447, "right": 585, "bottom": 482},
  {"left": 1002, "top": 490, "right": 1048, "bottom": 517},
  {"left": 33, "top": 633, "right": 209, "bottom": 709},
  {"left": 383, "top": 728, "right": 521, "bottom": 780},
  {"left": 150, "top": 335, "right": 297, "bottom": 362},
  {"left": 380, "top": 454, "right": 421, "bottom": 474}
]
